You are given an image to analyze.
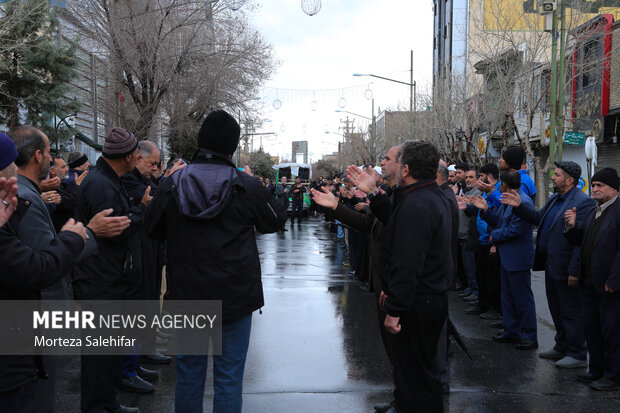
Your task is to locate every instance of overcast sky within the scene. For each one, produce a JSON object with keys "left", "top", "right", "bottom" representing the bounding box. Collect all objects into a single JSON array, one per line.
[{"left": 248, "top": 0, "right": 434, "bottom": 163}]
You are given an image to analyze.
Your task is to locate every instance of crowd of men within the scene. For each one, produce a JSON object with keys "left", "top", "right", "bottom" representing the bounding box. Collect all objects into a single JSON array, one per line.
[
  {"left": 0, "top": 110, "right": 287, "bottom": 413},
  {"left": 1, "top": 107, "right": 620, "bottom": 413},
  {"left": 310, "top": 144, "right": 620, "bottom": 412}
]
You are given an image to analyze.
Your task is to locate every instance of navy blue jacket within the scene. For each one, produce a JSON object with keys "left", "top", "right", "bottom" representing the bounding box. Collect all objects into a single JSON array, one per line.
[
  {"left": 481, "top": 189, "right": 534, "bottom": 272},
  {"left": 514, "top": 187, "right": 596, "bottom": 280},
  {"left": 565, "top": 197, "right": 620, "bottom": 294}
]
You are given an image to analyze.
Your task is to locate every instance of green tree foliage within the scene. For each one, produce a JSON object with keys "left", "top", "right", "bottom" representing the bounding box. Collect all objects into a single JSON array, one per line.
[
  {"left": 247, "top": 148, "right": 275, "bottom": 180},
  {"left": 0, "top": 0, "right": 79, "bottom": 147}
]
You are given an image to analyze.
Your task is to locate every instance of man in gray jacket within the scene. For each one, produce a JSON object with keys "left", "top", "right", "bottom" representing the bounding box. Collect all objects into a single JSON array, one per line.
[{"left": 9, "top": 126, "right": 131, "bottom": 413}]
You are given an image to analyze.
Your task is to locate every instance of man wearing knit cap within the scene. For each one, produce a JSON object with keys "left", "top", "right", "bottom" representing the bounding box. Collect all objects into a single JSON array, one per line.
[
  {"left": 502, "top": 161, "right": 595, "bottom": 368},
  {"left": 145, "top": 109, "right": 287, "bottom": 413},
  {"left": 565, "top": 167, "right": 620, "bottom": 390},
  {"left": 74, "top": 126, "right": 146, "bottom": 413},
  {"left": 65, "top": 151, "right": 90, "bottom": 193}
]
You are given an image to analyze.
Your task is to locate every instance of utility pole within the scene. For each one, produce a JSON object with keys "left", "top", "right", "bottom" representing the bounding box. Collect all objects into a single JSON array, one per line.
[
  {"left": 557, "top": 0, "right": 566, "bottom": 161},
  {"left": 548, "top": 5, "right": 558, "bottom": 182}
]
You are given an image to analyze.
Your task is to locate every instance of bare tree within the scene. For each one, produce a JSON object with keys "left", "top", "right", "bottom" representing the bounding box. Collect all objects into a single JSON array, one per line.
[{"left": 65, "top": 0, "right": 274, "bottom": 143}]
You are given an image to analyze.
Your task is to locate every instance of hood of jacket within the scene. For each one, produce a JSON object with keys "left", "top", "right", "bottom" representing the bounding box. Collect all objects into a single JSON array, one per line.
[{"left": 172, "top": 150, "right": 242, "bottom": 220}]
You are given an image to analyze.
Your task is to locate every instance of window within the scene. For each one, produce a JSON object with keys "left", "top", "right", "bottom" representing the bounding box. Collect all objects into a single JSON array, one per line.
[{"left": 582, "top": 40, "right": 598, "bottom": 89}]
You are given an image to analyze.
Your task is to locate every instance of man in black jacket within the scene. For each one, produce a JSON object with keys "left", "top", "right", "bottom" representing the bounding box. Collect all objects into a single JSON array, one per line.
[
  {"left": 74, "top": 127, "right": 147, "bottom": 413},
  {"left": 381, "top": 141, "right": 453, "bottom": 413},
  {"left": 145, "top": 110, "right": 286, "bottom": 413},
  {"left": 565, "top": 168, "right": 620, "bottom": 390}
]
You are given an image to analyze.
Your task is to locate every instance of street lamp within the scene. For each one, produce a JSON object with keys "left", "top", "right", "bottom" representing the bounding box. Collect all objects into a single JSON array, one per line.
[
  {"left": 334, "top": 110, "right": 371, "bottom": 120},
  {"left": 353, "top": 50, "right": 416, "bottom": 113}
]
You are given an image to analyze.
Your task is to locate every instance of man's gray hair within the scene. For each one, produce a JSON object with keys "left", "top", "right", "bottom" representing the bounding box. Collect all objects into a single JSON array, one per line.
[
  {"left": 137, "top": 140, "right": 158, "bottom": 157},
  {"left": 11, "top": 126, "right": 45, "bottom": 168},
  {"left": 437, "top": 163, "right": 449, "bottom": 180}
]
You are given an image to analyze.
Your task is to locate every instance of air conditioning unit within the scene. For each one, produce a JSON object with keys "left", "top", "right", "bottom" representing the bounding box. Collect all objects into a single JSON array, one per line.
[{"left": 539, "top": 0, "right": 557, "bottom": 14}]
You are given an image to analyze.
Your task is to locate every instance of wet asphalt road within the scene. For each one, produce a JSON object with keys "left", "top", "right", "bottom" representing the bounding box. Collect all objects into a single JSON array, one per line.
[{"left": 55, "top": 216, "right": 620, "bottom": 412}]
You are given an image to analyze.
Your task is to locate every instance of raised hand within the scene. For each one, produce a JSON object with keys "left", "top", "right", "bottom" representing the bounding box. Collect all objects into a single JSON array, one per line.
[
  {"left": 347, "top": 165, "right": 377, "bottom": 194},
  {"left": 40, "top": 176, "right": 61, "bottom": 191},
  {"left": 477, "top": 179, "right": 494, "bottom": 194},
  {"left": 60, "top": 218, "right": 88, "bottom": 242},
  {"left": 75, "top": 169, "right": 89, "bottom": 186},
  {"left": 0, "top": 177, "right": 18, "bottom": 227},
  {"left": 455, "top": 195, "right": 467, "bottom": 211},
  {"left": 310, "top": 187, "right": 338, "bottom": 210},
  {"left": 469, "top": 195, "right": 489, "bottom": 212},
  {"left": 500, "top": 189, "right": 521, "bottom": 207},
  {"left": 87, "top": 208, "right": 131, "bottom": 238},
  {"left": 141, "top": 186, "right": 153, "bottom": 206},
  {"left": 565, "top": 207, "right": 577, "bottom": 227},
  {"left": 164, "top": 159, "right": 187, "bottom": 178}
]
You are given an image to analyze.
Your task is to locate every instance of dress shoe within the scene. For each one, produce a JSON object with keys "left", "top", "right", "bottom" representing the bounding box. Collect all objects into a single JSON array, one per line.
[
  {"left": 516, "top": 339, "right": 538, "bottom": 350},
  {"left": 577, "top": 372, "right": 602, "bottom": 383},
  {"left": 487, "top": 320, "right": 504, "bottom": 329},
  {"left": 538, "top": 348, "right": 564, "bottom": 360},
  {"left": 141, "top": 352, "right": 171, "bottom": 365},
  {"left": 373, "top": 400, "right": 395, "bottom": 413},
  {"left": 463, "top": 294, "right": 478, "bottom": 302},
  {"left": 157, "top": 330, "right": 171, "bottom": 339},
  {"left": 458, "top": 288, "right": 472, "bottom": 298},
  {"left": 480, "top": 310, "right": 502, "bottom": 320},
  {"left": 468, "top": 299, "right": 480, "bottom": 306},
  {"left": 492, "top": 332, "right": 520, "bottom": 343},
  {"left": 109, "top": 405, "right": 140, "bottom": 413},
  {"left": 465, "top": 306, "right": 485, "bottom": 315},
  {"left": 555, "top": 356, "right": 587, "bottom": 369},
  {"left": 591, "top": 377, "right": 620, "bottom": 391},
  {"left": 137, "top": 367, "right": 160, "bottom": 382},
  {"left": 120, "top": 375, "right": 154, "bottom": 394}
]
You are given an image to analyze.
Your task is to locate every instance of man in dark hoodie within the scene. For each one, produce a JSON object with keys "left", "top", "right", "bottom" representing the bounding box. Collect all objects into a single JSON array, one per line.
[{"left": 145, "top": 110, "right": 287, "bottom": 413}]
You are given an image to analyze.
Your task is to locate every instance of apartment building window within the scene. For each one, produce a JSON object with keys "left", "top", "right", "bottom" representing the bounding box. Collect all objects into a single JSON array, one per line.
[{"left": 582, "top": 40, "right": 598, "bottom": 88}]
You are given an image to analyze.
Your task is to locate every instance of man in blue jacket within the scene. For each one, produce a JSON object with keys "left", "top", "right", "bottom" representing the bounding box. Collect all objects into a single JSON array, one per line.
[
  {"left": 501, "top": 161, "right": 595, "bottom": 368},
  {"left": 471, "top": 170, "right": 537, "bottom": 350}
]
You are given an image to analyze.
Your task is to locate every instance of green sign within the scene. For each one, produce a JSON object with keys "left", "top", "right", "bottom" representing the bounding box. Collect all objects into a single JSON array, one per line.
[{"left": 564, "top": 131, "right": 585, "bottom": 145}]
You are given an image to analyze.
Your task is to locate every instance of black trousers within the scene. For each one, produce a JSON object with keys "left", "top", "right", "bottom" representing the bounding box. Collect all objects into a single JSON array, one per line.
[
  {"left": 581, "top": 285, "right": 620, "bottom": 381},
  {"left": 476, "top": 244, "right": 501, "bottom": 312},
  {"left": 392, "top": 294, "right": 447, "bottom": 413},
  {"left": 81, "top": 355, "right": 124, "bottom": 413}
]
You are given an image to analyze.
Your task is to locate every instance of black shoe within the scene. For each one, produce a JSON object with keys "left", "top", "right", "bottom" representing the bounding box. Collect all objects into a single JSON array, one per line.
[
  {"left": 468, "top": 299, "right": 480, "bottom": 306},
  {"left": 492, "top": 332, "right": 520, "bottom": 343},
  {"left": 487, "top": 320, "right": 503, "bottom": 329},
  {"left": 591, "top": 377, "right": 620, "bottom": 391},
  {"left": 463, "top": 294, "right": 478, "bottom": 302},
  {"left": 137, "top": 367, "right": 160, "bottom": 382},
  {"left": 516, "top": 339, "right": 539, "bottom": 350},
  {"left": 120, "top": 375, "right": 154, "bottom": 394},
  {"left": 141, "top": 353, "right": 171, "bottom": 365},
  {"left": 458, "top": 288, "right": 472, "bottom": 297},
  {"left": 374, "top": 401, "right": 395, "bottom": 413},
  {"left": 577, "top": 372, "right": 602, "bottom": 383},
  {"left": 157, "top": 330, "right": 171, "bottom": 339},
  {"left": 465, "top": 306, "right": 485, "bottom": 315},
  {"left": 110, "top": 405, "right": 140, "bottom": 413}
]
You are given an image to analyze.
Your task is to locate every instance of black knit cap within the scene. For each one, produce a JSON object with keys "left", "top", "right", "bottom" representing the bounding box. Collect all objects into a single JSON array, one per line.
[
  {"left": 103, "top": 128, "right": 138, "bottom": 159},
  {"left": 67, "top": 151, "right": 88, "bottom": 169},
  {"left": 197, "top": 110, "right": 240, "bottom": 155},
  {"left": 502, "top": 146, "right": 525, "bottom": 170},
  {"left": 554, "top": 161, "right": 581, "bottom": 181},
  {"left": 592, "top": 167, "right": 620, "bottom": 191}
]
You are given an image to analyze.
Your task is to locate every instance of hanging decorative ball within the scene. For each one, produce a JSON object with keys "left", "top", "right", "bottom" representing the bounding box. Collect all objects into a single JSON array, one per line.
[
  {"left": 301, "top": 0, "right": 322, "bottom": 16},
  {"left": 364, "top": 88, "right": 374, "bottom": 100},
  {"left": 338, "top": 97, "right": 347, "bottom": 108},
  {"left": 273, "top": 99, "right": 282, "bottom": 110},
  {"left": 280, "top": 124, "right": 287, "bottom": 132},
  {"left": 228, "top": 0, "right": 247, "bottom": 11},
  {"left": 310, "top": 100, "right": 319, "bottom": 111}
]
